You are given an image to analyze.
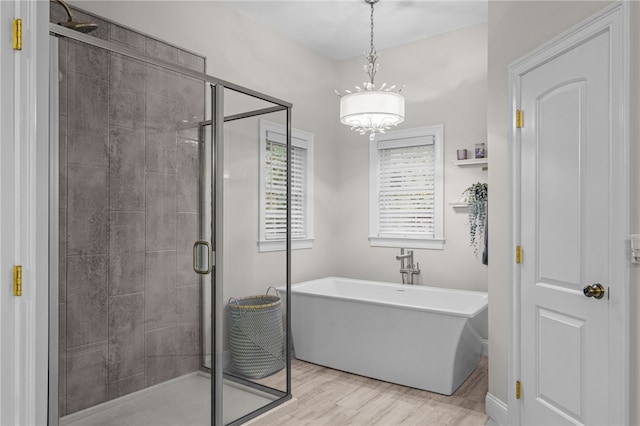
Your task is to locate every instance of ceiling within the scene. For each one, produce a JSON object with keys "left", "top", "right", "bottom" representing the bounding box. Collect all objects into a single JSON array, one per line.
[{"left": 223, "top": 1, "right": 488, "bottom": 60}]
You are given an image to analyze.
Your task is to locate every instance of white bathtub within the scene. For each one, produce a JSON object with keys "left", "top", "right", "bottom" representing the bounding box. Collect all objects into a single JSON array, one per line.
[{"left": 280, "top": 276, "right": 488, "bottom": 395}]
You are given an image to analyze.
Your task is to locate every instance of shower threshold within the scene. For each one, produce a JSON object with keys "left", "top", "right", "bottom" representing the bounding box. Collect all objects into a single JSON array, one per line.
[{"left": 60, "top": 372, "right": 278, "bottom": 426}]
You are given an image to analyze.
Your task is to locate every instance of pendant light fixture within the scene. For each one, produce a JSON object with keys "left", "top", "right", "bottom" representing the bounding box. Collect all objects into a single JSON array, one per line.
[{"left": 336, "top": 0, "right": 405, "bottom": 141}]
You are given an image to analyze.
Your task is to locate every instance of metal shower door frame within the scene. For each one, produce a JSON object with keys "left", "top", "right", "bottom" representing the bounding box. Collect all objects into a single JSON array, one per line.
[{"left": 48, "top": 23, "right": 293, "bottom": 426}]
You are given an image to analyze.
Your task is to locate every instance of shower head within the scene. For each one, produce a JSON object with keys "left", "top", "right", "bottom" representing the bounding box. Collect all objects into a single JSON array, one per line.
[
  {"left": 52, "top": 0, "right": 98, "bottom": 34},
  {"left": 57, "top": 20, "right": 99, "bottom": 34}
]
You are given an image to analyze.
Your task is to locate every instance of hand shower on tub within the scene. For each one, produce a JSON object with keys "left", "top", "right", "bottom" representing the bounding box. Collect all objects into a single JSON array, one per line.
[{"left": 396, "top": 248, "right": 420, "bottom": 285}]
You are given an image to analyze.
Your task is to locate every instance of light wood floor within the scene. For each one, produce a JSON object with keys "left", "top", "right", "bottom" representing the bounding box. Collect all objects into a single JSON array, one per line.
[{"left": 262, "top": 357, "right": 488, "bottom": 425}]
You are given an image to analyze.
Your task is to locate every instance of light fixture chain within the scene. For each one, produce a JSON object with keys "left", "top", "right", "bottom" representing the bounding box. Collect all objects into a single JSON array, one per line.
[
  {"left": 365, "top": 0, "right": 377, "bottom": 86},
  {"left": 370, "top": 1, "right": 375, "bottom": 56}
]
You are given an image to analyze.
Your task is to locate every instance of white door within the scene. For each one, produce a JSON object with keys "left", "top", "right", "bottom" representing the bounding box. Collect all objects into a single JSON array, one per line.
[{"left": 516, "top": 6, "right": 627, "bottom": 426}]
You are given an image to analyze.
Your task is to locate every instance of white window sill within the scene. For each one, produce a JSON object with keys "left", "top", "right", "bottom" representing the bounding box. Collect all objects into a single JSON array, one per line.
[
  {"left": 258, "top": 238, "right": 315, "bottom": 252},
  {"left": 368, "top": 237, "right": 444, "bottom": 250}
]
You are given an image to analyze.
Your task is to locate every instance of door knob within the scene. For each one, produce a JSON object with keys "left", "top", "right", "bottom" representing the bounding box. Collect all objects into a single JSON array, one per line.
[{"left": 583, "top": 283, "right": 605, "bottom": 299}]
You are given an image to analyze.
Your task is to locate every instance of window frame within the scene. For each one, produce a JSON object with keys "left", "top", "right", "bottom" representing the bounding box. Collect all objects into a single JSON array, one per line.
[
  {"left": 258, "top": 119, "right": 314, "bottom": 252},
  {"left": 369, "top": 125, "right": 445, "bottom": 249}
]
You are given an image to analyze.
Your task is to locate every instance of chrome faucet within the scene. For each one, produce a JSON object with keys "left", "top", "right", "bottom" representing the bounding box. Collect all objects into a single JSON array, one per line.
[{"left": 396, "top": 248, "right": 420, "bottom": 285}]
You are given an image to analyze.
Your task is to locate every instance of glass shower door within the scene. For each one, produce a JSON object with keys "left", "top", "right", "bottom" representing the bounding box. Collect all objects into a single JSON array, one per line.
[
  {"left": 198, "top": 101, "right": 219, "bottom": 424},
  {"left": 201, "top": 87, "right": 292, "bottom": 425}
]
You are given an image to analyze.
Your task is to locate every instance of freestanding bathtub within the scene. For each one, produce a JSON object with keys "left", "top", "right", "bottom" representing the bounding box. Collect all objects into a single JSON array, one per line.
[{"left": 279, "top": 276, "right": 488, "bottom": 395}]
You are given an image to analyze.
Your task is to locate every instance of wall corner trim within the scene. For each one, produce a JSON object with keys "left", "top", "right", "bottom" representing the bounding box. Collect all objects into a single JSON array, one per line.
[{"left": 485, "top": 393, "right": 508, "bottom": 425}]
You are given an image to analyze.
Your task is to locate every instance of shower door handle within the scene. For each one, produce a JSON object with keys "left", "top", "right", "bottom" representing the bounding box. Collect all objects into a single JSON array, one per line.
[{"left": 193, "top": 240, "right": 213, "bottom": 274}]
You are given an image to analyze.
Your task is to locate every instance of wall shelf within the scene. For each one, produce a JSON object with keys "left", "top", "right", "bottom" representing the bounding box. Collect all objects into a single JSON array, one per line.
[
  {"left": 449, "top": 202, "right": 468, "bottom": 208},
  {"left": 453, "top": 158, "right": 488, "bottom": 167},
  {"left": 453, "top": 157, "right": 488, "bottom": 209}
]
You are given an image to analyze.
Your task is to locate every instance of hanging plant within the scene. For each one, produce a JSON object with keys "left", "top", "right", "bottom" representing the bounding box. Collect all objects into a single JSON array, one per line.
[{"left": 463, "top": 182, "right": 488, "bottom": 255}]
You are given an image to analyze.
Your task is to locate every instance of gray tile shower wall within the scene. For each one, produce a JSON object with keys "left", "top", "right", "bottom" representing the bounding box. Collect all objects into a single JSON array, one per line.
[{"left": 53, "top": 8, "right": 206, "bottom": 417}]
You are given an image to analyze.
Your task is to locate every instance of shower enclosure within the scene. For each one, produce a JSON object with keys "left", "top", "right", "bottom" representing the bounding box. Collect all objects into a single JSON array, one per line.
[{"left": 49, "top": 6, "right": 292, "bottom": 425}]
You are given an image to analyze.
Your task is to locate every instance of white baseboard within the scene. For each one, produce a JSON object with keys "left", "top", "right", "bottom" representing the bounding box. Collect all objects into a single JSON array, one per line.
[
  {"left": 481, "top": 339, "right": 489, "bottom": 357},
  {"left": 485, "top": 392, "right": 508, "bottom": 426}
]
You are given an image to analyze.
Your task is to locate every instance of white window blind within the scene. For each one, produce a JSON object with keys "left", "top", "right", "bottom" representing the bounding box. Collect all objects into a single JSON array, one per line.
[
  {"left": 259, "top": 120, "right": 314, "bottom": 252},
  {"left": 377, "top": 142, "right": 435, "bottom": 237},
  {"left": 369, "top": 125, "right": 444, "bottom": 249},
  {"left": 264, "top": 138, "right": 307, "bottom": 240}
]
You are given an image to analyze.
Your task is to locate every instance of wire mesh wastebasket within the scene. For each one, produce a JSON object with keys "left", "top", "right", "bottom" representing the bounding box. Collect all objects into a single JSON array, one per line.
[{"left": 228, "top": 287, "right": 285, "bottom": 379}]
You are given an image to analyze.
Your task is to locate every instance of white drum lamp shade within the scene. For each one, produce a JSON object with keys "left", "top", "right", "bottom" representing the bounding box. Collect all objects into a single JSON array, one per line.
[{"left": 340, "top": 91, "right": 405, "bottom": 133}]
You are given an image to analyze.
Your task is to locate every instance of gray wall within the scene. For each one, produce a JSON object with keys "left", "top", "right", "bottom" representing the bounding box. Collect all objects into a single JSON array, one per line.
[
  {"left": 73, "top": 1, "right": 342, "bottom": 297},
  {"left": 54, "top": 7, "right": 205, "bottom": 415},
  {"left": 73, "top": 0, "right": 489, "bottom": 361},
  {"left": 335, "top": 24, "right": 488, "bottom": 291}
]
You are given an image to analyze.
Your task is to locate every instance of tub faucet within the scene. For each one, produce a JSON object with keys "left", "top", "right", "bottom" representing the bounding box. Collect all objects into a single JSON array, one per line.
[{"left": 396, "top": 248, "right": 420, "bottom": 285}]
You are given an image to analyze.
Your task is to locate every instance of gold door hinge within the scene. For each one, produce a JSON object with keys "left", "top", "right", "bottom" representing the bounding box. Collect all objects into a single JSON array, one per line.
[
  {"left": 516, "top": 109, "right": 524, "bottom": 129},
  {"left": 516, "top": 380, "right": 522, "bottom": 399},
  {"left": 516, "top": 245, "right": 522, "bottom": 264},
  {"left": 13, "top": 265, "right": 22, "bottom": 296},
  {"left": 13, "top": 19, "right": 22, "bottom": 51}
]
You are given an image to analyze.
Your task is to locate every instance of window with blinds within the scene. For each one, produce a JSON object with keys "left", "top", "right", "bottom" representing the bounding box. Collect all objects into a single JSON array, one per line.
[
  {"left": 378, "top": 142, "right": 435, "bottom": 237},
  {"left": 369, "top": 125, "right": 444, "bottom": 249},
  {"left": 259, "top": 120, "right": 314, "bottom": 252},
  {"left": 264, "top": 139, "right": 306, "bottom": 240}
]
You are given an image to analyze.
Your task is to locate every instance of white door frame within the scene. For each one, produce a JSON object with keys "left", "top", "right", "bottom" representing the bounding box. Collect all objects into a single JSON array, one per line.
[
  {"left": 508, "top": 2, "right": 630, "bottom": 425},
  {"left": 0, "top": 0, "right": 50, "bottom": 425}
]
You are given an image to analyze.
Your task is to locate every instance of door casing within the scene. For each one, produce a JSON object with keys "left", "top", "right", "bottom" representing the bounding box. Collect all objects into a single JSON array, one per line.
[{"left": 508, "top": 2, "right": 630, "bottom": 425}]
